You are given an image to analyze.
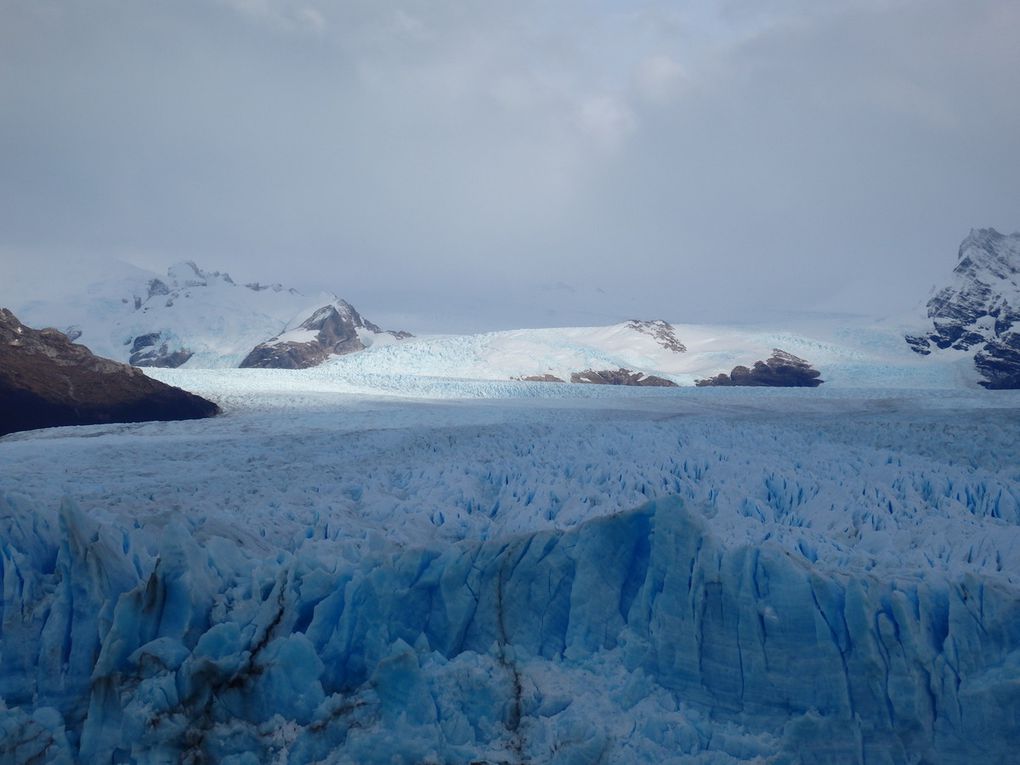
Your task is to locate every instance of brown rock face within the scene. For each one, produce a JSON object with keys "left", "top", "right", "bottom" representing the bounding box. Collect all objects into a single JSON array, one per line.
[
  {"left": 696, "top": 349, "right": 823, "bottom": 387},
  {"left": 240, "top": 301, "right": 411, "bottom": 369},
  {"left": 570, "top": 368, "right": 678, "bottom": 387},
  {"left": 0, "top": 308, "right": 219, "bottom": 437}
]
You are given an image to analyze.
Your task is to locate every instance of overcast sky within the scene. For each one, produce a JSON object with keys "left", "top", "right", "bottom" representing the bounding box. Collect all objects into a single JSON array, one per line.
[{"left": 1, "top": 0, "right": 1018, "bottom": 332}]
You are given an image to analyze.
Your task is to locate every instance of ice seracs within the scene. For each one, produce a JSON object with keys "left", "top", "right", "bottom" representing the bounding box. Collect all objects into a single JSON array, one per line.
[{"left": 2, "top": 383, "right": 1019, "bottom": 762}]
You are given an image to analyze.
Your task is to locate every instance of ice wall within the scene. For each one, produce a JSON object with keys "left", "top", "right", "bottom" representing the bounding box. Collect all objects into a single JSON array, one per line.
[{"left": 2, "top": 493, "right": 1018, "bottom": 764}]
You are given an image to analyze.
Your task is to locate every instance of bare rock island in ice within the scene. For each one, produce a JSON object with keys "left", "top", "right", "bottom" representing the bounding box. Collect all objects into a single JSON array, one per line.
[
  {"left": 695, "top": 349, "right": 823, "bottom": 387},
  {"left": 0, "top": 308, "right": 218, "bottom": 436},
  {"left": 906, "top": 228, "right": 1020, "bottom": 388},
  {"left": 570, "top": 368, "right": 679, "bottom": 386}
]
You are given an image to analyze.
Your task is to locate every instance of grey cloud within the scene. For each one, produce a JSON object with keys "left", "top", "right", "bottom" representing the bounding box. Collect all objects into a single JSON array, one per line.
[{"left": 0, "top": 0, "right": 1017, "bottom": 332}]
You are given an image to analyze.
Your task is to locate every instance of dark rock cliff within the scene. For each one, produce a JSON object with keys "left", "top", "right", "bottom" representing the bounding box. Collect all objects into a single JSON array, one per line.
[
  {"left": 0, "top": 309, "right": 219, "bottom": 437},
  {"left": 570, "top": 368, "right": 678, "bottom": 387},
  {"left": 696, "top": 349, "right": 823, "bottom": 387}
]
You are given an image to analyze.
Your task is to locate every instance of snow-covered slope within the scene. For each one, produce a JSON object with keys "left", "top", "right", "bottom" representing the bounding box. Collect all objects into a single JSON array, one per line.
[
  {"left": 308, "top": 317, "right": 969, "bottom": 389},
  {"left": 906, "top": 228, "right": 1020, "bottom": 388},
  {"left": 1, "top": 379, "right": 1019, "bottom": 763},
  {"left": 7, "top": 260, "right": 404, "bottom": 369},
  {"left": 5, "top": 255, "right": 978, "bottom": 387}
]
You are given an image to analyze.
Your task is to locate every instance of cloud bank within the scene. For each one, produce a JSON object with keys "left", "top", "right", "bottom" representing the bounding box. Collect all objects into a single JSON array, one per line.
[{"left": 1, "top": 0, "right": 1018, "bottom": 331}]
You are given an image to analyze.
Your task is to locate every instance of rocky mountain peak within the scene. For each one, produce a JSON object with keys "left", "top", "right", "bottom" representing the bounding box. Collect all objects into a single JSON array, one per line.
[
  {"left": 166, "top": 261, "right": 208, "bottom": 288},
  {"left": 955, "top": 228, "right": 1018, "bottom": 279},
  {"left": 302, "top": 300, "right": 359, "bottom": 331},
  {"left": 239, "top": 300, "right": 411, "bottom": 370},
  {"left": 906, "top": 229, "right": 1020, "bottom": 387},
  {"left": 165, "top": 261, "right": 236, "bottom": 289},
  {"left": 626, "top": 319, "right": 687, "bottom": 353}
]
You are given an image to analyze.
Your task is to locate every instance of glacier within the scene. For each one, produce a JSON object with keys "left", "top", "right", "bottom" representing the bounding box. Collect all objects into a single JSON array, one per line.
[{"left": 2, "top": 375, "right": 1019, "bottom": 763}]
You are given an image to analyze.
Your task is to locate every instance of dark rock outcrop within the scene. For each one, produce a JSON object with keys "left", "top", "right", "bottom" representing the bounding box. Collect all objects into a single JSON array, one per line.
[
  {"left": 147, "top": 279, "right": 171, "bottom": 298},
  {"left": 626, "top": 319, "right": 686, "bottom": 353},
  {"left": 696, "top": 349, "right": 823, "bottom": 387},
  {"left": 906, "top": 228, "right": 1020, "bottom": 387},
  {"left": 127, "top": 331, "right": 193, "bottom": 368},
  {"left": 570, "top": 369, "right": 678, "bottom": 387},
  {"left": 240, "top": 301, "right": 411, "bottom": 370},
  {"left": 974, "top": 334, "right": 1020, "bottom": 389},
  {"left": 244, "top": 281, "right": 299, "bottom": 295},
  {"left": 0, "top": 308, "right": 218, "bottom": 437},
  {"left": 516, "top": 374, "right": 566, "bottom": 383}
]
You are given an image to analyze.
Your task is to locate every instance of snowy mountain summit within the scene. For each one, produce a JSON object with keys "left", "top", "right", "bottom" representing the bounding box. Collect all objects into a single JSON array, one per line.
[
  {"left": 241, "top": 300, "right": 411, "bottom": 369},
  {"left": 8, "top": 260, "right": 410, "bottom": 370},
  {"left": 906, "top": 228, "right": 1020, "bottom": 387}
]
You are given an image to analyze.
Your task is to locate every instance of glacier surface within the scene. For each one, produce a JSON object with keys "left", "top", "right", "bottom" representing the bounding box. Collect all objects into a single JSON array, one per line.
[{"left": 1, "top": 374, "right": 1019, "bottom": 763}]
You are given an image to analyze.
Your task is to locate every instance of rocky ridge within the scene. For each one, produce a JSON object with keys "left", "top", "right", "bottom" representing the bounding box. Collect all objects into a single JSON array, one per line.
[
  {"left": 0, "top": 308, "right": 219, "bottom": 436},
  {"left": 570, "top": 368, "right": 678, "bottom": 387},
  {"left": 515, "top": 374, "right": 566, "bottom": 383},
  {"left": 905, "top": 228, "right": 1020, "bottom": 388},
  {"left": 696, "top": 349, "right": 823, "bottom": 387},
  {"left": 240, "top": 301, "right": 411, "bottom": 370},
  {"left": 625, "top": 319, "right": 687, "bottom": 353}
]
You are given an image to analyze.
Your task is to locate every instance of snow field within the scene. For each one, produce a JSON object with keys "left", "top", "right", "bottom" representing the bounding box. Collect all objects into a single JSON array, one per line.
[{"left": 299, "top": 321, "right": 971, "bottom": 389}]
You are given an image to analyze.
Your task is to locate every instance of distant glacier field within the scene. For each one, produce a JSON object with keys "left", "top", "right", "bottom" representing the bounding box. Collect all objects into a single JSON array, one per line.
[{"left": 2, "top": 371, "right": 1019, "bottom": 764}]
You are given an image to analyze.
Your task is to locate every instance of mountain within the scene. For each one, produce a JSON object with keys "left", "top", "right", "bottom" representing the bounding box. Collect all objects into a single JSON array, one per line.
[
  {"left": 241, "top": 300, "right": 410, "bottom": 369},
  {"left": 0, "top": 308, "right": 218, "bottom": 436},
  {"left": 8, "top": 260, "right": 409, "bottom": 370},
  {"left": 906, "top": 228, "right": 1020, "bottom": 388}
]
